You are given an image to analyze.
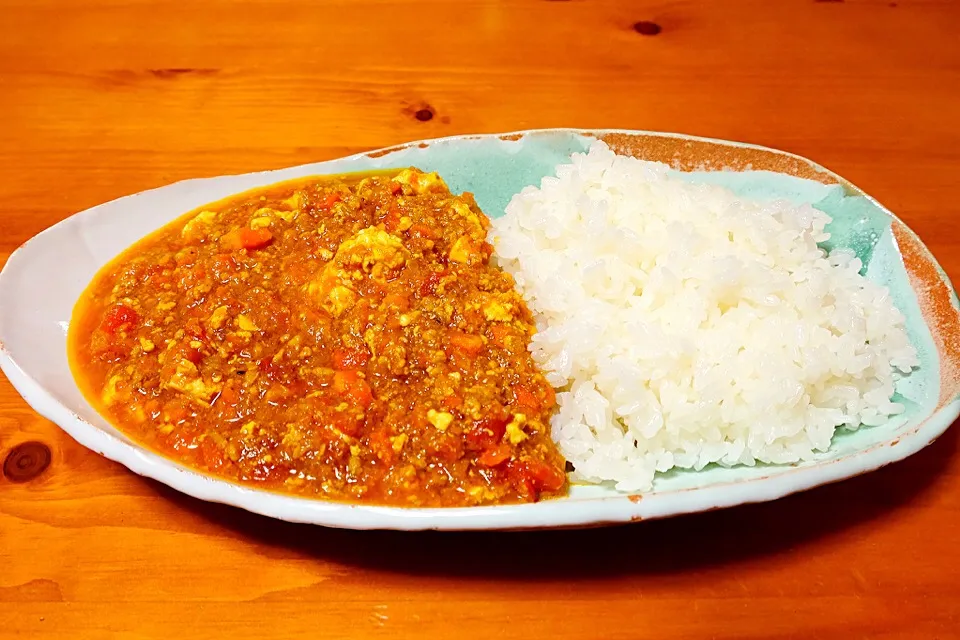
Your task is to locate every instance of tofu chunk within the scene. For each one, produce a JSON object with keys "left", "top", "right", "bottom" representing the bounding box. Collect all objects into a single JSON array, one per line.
[
  {"left": 164, "top": 359, "right": 221, "bottom": 404},
  {"left": 306, "top": 227, "right": 409, "bottom": 316},
  {"left": 336, "top": 227, "right": 408, "bottom": 279},
  {"left": 181, "top": 210, "right": 217, "bottom": 241},
  {"left": 392, "top": 168, "right": 448, "bottom": 195}
]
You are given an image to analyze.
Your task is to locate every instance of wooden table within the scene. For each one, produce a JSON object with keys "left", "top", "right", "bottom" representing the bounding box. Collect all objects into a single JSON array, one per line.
[{"left": 2, "top": 1, "right": 959, "bottom": 638}]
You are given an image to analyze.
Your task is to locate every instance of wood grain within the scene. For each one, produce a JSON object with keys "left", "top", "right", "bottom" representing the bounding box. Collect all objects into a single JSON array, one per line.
[{"left": 1, "top": 0, "right": 959, "bottom": 638}]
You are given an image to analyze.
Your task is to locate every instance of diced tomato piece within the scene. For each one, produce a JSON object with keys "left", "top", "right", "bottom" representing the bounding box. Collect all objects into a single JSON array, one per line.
[
  {"left": 184, "top": 346, "right": 203, "bottom": 364},
  {"left": 480, "top": 241, "right": 495, "bottom": 260},
  {"left": 100, "top": 304, "right": 140, "bottom": 334},
  {"left": 514, "top": 385, "right": 539, "bottom": 411},
  {"left": 465, "top": 412, "right": 509, "bottom": 451},
  {"left": 332, "top": 347, "right": 370, "bottom": 370},
  {"left": 489, "top": 324, "right": 511, "bottom": 347},
  {"left": 198, "top": 438, "right": 227, "bottom": 471},
  {"left": 218, "top": 384, "right": 239, "bottom": 407},
  {"left": 368, "top": 428, "right": 395, "bottom": 463},
  {"left": 425, "top": 432, "right": 464, "bottom": 463},
  {"left": 513, "top": 383, "right": 556, "bottom": 412},
  {"left": 342, "top": 418, "right": 366, "bottom": 439},
  {"left": 257, "top": 357, "right": 280, "bottom": 379},
  {"left": 508, "top": 458, "right": 566, "bottom": 499},
  {"left": 390, "top": 181, "right": 403, "bottom": 195},
  {"left": 220, "top": 227, "right": 273, "bottom": 251},
  {"left": 507, "top": 465, "right": 535, "bottom": 500},
  {"left": 419, "top": 270, "right": 445, "bottom": 297},
  {"left": 445, "top": 331, "right": 484, "bottom": 358},
  {"left": 441, "top": 394, "right": 463, "bottom": 410},
  {"left": 477, "top": 444, "right": 512, "bottom": 467},
  {"left": 169, "top": 339, "right": 203, "bottom": 365},
  {"left": 321, "top": 192, "right": 341, "bottom": 209},
  {"left": 184, "top": 317, "right": 207, "bottom": 342},
  {"left": 529, "top": 459, "right": 566, "bottom": 492},
  {"left": 333, "top": 370, "right": 373, "bottom": 409},
  {"left": 287, "top": 379, "right": 308, "bottom": 398}
]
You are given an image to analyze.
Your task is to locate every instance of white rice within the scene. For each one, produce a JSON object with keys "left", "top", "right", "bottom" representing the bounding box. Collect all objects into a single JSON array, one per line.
[{"left": 491, "top": 141, "right": 919, "bottom": 491}]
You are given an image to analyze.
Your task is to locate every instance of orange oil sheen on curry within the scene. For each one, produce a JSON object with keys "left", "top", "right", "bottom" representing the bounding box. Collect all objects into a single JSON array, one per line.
[{"left": 68, "top": 168, "right": 566, "bottom": 506}]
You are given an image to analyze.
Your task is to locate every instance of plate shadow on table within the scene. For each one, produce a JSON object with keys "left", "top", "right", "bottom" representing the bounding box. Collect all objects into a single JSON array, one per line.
[{"left": 148, "top": 420, "right": 958, "bottom": 579}]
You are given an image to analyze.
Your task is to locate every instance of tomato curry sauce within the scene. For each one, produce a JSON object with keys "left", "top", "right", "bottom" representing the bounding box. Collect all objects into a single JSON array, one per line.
[{"left": 69, "top": 169, "right": 567, "bottom": 506}]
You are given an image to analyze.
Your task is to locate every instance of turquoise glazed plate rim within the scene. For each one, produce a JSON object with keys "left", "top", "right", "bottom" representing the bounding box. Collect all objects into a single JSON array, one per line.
[{"left": 1, "top": 128, "right": 957, "bottom": 530}]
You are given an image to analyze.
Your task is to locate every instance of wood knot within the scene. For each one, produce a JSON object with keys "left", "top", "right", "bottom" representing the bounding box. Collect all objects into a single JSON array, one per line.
[
  {"left": 633, "top": 21, "right": 662, "bottom": 36},
  {"left": 3, "top": 442, "right": 52, "bottom": 482},
  {"left": 147, "top": 68, "right": 220, "bottom": 79},
  {"left": 414, "top": 107, "right": 434, "bottom": 122}
]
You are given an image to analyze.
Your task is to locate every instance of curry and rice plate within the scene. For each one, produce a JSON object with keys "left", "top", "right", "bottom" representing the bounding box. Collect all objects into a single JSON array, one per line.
[{"left": 68, "top": 142, "right": 918, "bottom": 505}]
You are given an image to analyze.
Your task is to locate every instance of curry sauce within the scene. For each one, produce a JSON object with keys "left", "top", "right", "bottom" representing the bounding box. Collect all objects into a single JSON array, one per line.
[{"left": 69, "top": 169, "right": 566, "bottom": 506}]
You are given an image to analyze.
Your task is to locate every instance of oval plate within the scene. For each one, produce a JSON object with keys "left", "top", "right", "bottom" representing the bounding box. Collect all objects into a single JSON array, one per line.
[{"left": 2, "top": 129, "right": 958, "bottom": 530}]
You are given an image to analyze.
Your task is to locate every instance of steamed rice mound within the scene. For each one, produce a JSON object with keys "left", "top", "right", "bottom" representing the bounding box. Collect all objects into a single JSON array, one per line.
[{"left": 491, "top": 141, "right": 919, "bottom": 491}]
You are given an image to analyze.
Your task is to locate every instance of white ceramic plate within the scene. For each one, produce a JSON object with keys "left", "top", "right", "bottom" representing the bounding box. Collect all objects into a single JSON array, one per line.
[{"left": 2, "top": 129, "right": 958, "bottom": 530}]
